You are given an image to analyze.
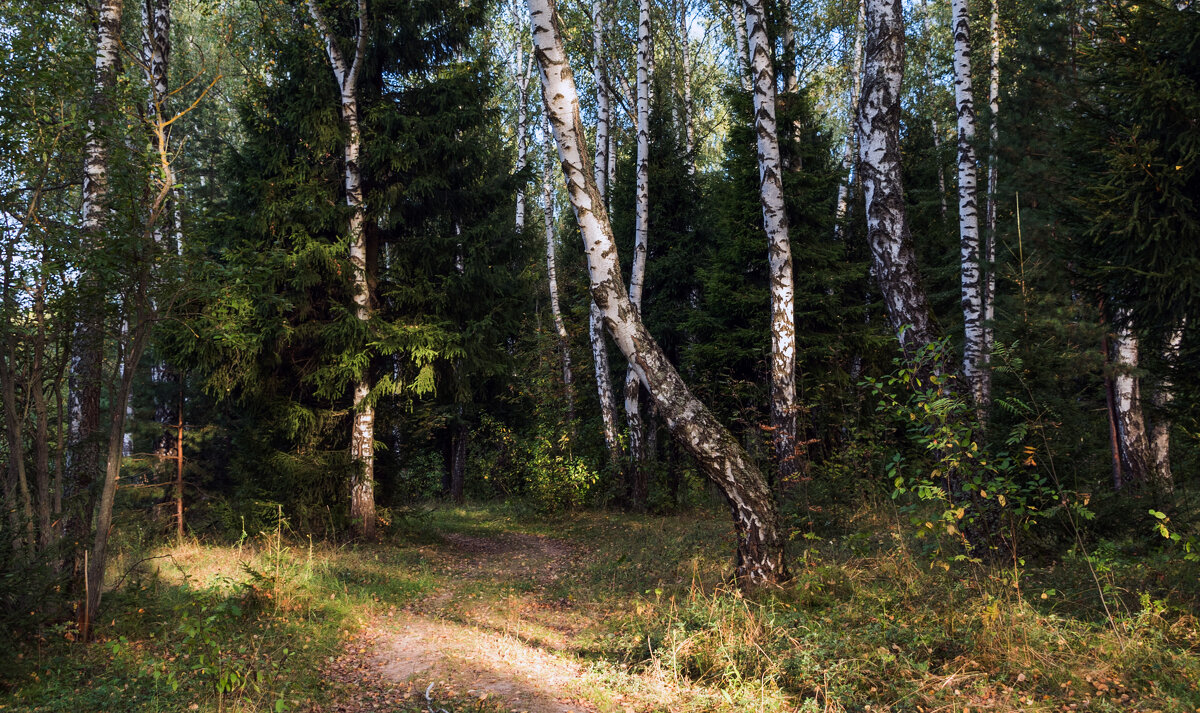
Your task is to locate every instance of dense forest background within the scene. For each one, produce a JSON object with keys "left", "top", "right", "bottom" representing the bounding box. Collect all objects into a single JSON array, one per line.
[{"left": 1, "top": 0, "right": 1199, "bottom": 710}]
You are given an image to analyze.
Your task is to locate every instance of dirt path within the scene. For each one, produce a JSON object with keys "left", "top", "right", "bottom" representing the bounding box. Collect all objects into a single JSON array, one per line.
[{"left": 323, "top": 532, "right": 621, "bottom": 712}]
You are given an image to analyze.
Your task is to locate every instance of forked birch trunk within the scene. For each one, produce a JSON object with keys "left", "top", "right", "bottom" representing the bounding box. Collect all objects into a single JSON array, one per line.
[
  {"left": 626, "top": 0, "right": 653, "bottom": 501},
  {"left": 543, "top": 131, "right": 576, "bottom": 428},
  {"left": 307, "top": 0, "right": 375, "bottom": 538},
  {"left": 857, "top": 0, "right": 939, "bottom": 357},
  {"left": 590, "top": 0, "right": 622, "bottom": 466},
  {"left": 834, "top": 0, "right": 865, "bottom": 238},
  {"left": 744, "top": 0, "right": 798, "bottom": 483},
  {"left": 528, "top": 0, "right": 788, "bottom": 584},
  {"left": 952, "top": 0, "right": 988, "bottom": 414}
]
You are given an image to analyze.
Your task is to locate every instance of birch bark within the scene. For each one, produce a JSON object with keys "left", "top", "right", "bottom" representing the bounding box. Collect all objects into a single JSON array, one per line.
[
  {"left": 307, "top": 0, "right": 375, "bottom": 537},
  {"left": 515, "top": 13, "right": 532, "bottom": 230},
  {"left": 543, "top": 131, "right": 576, "bottom": 427},
  {"left": 743, "top": 0, "right": 798, "bottom": 483},
  {"left": 67, "top": 0, "right": 123, "bottom": 570},
  {"left": 1148, "top": 323, "right": 1184, "bottom": 493},
  {"left": 918, "top": 0, "right": 948, "bottom": 217},
  {"left": 983, "top": 0, "right": 999, "bottom": 367},
  {"left": 952, "top": 0, "right": 988, "bottom": 413},
  {"left": 1112, "top": 314, "right": 1152, "bottom": 488},
  {"left": 528, "top": 0, "right": 787, "bottom": 584},
  {"left": 834, "top": 0, "right": 866, "bottom": 238},
  {"left": 625, "top": 0, "right": 653, "bottom": 501},
  {"left": 679, "top": 0, "right": 696, "bottom": 173},
  {"left": 857, "top": 0, "right": 939, "bottom": 356},
  {"left": 590, "top": 0, "right": 622, "bottom": 466},
  {"left": 730, "top": 1, "right": 751, "bottom": 91}
]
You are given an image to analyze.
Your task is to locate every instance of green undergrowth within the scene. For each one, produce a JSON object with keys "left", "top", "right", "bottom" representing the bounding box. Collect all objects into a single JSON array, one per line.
[{"left": 3, "top": 502, "right": 1199, "bottom": 712}]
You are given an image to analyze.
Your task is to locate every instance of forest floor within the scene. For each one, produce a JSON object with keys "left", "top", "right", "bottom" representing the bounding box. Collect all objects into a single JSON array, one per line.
[{"left": 3, "top": 503, "right": 1200, "bottom": 712}]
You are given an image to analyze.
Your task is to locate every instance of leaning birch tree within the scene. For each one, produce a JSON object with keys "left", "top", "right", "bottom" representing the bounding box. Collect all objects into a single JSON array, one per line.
[
  {"left": 857, "top": 0, "right": 939, "bottom": 356},
  {"left": 952, "top": 0, "right": 988, "bottom": 414},
  {"left": 306, "top": 0, "right": 375, "bottom": 538},
  {"left": 528, "top": 0, "right": 788, "bottom": 584},
  {"left": 744, "top": 0, "right": 798, "bottom": 483}
]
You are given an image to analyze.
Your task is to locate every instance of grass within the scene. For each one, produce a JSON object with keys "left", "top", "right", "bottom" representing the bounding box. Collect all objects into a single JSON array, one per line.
[{"left": 2, "top": 501, "right": 1199, "bottom": 712}]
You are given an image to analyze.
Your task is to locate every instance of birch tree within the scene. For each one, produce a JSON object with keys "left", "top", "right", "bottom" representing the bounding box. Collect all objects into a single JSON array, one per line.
[
  {"left": 543, "top": 128, "right": 575, "bottom": 428},
  {"left": 67, "top": 0, "right": 123, "bottom": 572},
  {"left": 590, "top": 0, "right": 622, "bottom": 467},
  {"left": 514, "top": 6, "right": 532, "bottom": 231},
  {"left": 834, "top": 0, "right": 865, "bottom": 237},
  {"left": 744, "top": 0, "right": 798, "bottom": 482},
  {"left": 983, "top": 0, "right": 1000, "bottom": 366},
  {"left": 918, "top": 0, "right": 948, "bottom": 217},
  {"left": 528, "top": 0, "right": 788, "bottom": 584},
  {"left": 857, "top": 0, "right": 939, "bottom": 356},
  {"left": 952, "top": 0, "right": 988, "bottom": 412},
  {"left": 678, "top": 0, "right": 696, "bottom": 174},
  {"left": 306, "top": 0, "right": 375, "bottom": 538},
  {"left": 1111, "top": 316, "right": 1152, "bottom": 489},
  {"left": 626, "top": 0, "right": 653, "bottom": 500},
  {"left": 1149, "top": 323, "right": 1184, "bottom": 493}
]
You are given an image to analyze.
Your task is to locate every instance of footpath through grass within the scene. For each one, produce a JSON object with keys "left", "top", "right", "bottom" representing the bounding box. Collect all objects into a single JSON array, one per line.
[{"left": 2, "top": 502, "right": 1198, "bottom": 712}]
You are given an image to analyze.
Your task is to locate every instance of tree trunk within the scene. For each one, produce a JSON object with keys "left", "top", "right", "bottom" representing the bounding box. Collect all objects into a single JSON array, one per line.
[
  {"left": 450, "top": 406, "right": 467, "bottom": 504},
  {"left": 590, "top": 0, "right": 622, "bottom": 467},
  {"left": 743, "top": 0, "right": 798, "bottom": 484},
  {"left": 1148, "top": 322, "right": 1184, "bottom": 494},
  {"left": 528, "top": 0, "right": 788, "bottom": 584},
  {"left": 515, "top": 23, "right": 532, "bottom": 231},
  {"left": 983, "top": 0, "right": 999, "bottom": 369},
  {"left": 626, "top": 0, "right": 653, "bottom": 500},
  {"left": 679, "top": 0, "right": 695, "bottom": 173},
  {"left": 307, "top": 0, "right": 375, "bottom": 538},
  {"left": 952, "top": 0, "right": 988, "bottom": 415},
  {"left": 68, "top": 0, "right": 123, "bottom": 588},
  {"left": 543, "top": 131, "right": 576, "bottom": 428},
  {"left": 730, "top": 0, "right": 751, "bottom": 91},
  {"left": 918, "top": 0, "right": 949, "bottom": 218},
  {"left": 857, "top": 0, "right": 939, "bottom": 356},
  {"left": 1111, "top": 315, "right": 1151, "bottom": 488},
  {"left": 834, "top": 0, "right": 866, "bottom": 238}
]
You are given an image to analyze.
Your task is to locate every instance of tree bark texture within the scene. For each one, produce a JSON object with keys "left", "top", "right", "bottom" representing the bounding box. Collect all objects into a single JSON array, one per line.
[
  {"left": 1148, "top": 322, "right": 1184, "bottom": 493},
  {"left": 1111, "top": 315, "right": 1152, "bottom": 488},
  {"left": 744, "top": 0, "right": 798, "bottom": 484},
  {"left": 984, "top": 0, "right": 999, "bottom": 368},
  {"left": 590, "top": 0, "right": 622, "bottom": 467},
  {"left": 834, "top": 0, "right": 866, "bottom": 238},
  {"left": 857, "top": 0, "right": 939, "bottom": 357},
  {"left": 679, "top": 0, "right": 696, "bottom": 173},
  {"left": 307, "top": 0, "right": 375, "bottom": 538},
  {"left": 952, "top": 0, "right": 988, "bottom": 413},
  {"left": 730, "top": 0, "right": 751, "bottom": 91},
  {"left": 626, "top": 0, "right": 653, "bottom": 498},
  {"left": 918, "top": 0, "right": 949, "bottom": 217},
  {"left": 543, "top": 131, "right": 576, "bottom": 428},
  {"left": 528, "top": 0, "right": 788, "bottom": 584},
  {"left": 515, "top": 24, "right": 532, "bottom": 231}
]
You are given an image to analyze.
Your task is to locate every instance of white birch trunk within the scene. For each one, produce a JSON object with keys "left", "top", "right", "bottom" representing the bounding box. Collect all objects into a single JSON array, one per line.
[
  {"left": 953, "top": 0, "right": 988, "bottom": 413},
  {"left": 731, "top": 0, "right": 751, "bottom": 91},
  {"left": 1149, "top": 322, "right": 1184, "bottom": 493},
  {"left": 625, "top": 0, "right": 653, "bottom": 494},
  {"left": 858, "top": 0, "right": 939, "bottom": 357},
  {"left": 679, "top": 0, "right": 696, "bottom": 173},
  {"left": 744, "top": 0, "right": 798, "bottom": 482},
  {"left": 515, "top": 25, "right": 533, "bottom": 231},
  {"left": 1112, "top": 313, "right": 1151, "bottom": 488},
  {"left": 834, "top": 0, "right": 866, "bottom": 238},
  {"left": 919, "top": 0, "right": 949, "bottom": 217},
  {"left": 307, "top": 0, "right": 375, "bottom": 538},
  {"left": 543, "top": 131, "right": 576, "bottom": 426},
  {"left": 528, "top": 0, "right": 787, "bottom": 583},
  {"left": 68, "top": 0, "right": 123, "bottom": 579},
  {"left": 590, "top": 1, "right": 622, "bottom": 465},
  {"left": 983, "top": 0, "right": 1000, "bottom": 366}
]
